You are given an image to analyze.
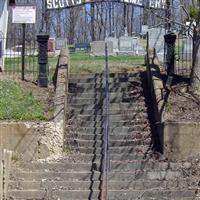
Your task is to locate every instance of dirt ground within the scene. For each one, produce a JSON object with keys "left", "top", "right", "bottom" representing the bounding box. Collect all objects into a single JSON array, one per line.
[{"left": 165, "top": 82, "right": 200, "bottom": 122}]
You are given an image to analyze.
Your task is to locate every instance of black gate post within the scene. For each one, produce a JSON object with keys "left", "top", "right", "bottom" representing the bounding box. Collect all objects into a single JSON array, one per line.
[
  {"left": 21, "top": 24, "right": 26, "bottom": 80},
  {"left": 37, "top": 34, "right": 49, "bottom": 87},
  {"left": 164, "top": 33, "right": 176, "bottom": 76}
]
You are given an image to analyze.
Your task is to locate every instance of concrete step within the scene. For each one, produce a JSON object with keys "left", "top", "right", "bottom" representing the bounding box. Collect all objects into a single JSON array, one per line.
[
  {"left": 67, "top": 126, "right": 150, "bottom": 135},
  {"left": 10, "top": 170, "right": 182, "bottom": 182},
  {"left": 9, "top": 180, "right": 100, "bottom": 191},
  {"left": 10, "top": 171, "right": 101, "bottom": 182},
  {"left": 65, "top": 131, "right": 150, "bottom": 140},
  {"left": 68, "top": 92, "right": 144, "bottom": 100},
  {"left": 7, "top": 190, "right": 46, "bottom": 199},
  {"left": 10, "top": 179, "right": 194, "bottom": 191},
  {"left": 71, "top": 145, "right": 150, "bottom": 154},
  {"left": 8, "top": 189, "right": 196, "bottom": 200},
  {"left": 53, "top": 189, "right": 196, "bottom": 199},
  {"left": 67, "top": 138, "right": 151, "bottom": 147},
  {"left": 67, "top": 107, "right": 146, "bottom": 115},
  {"left": 68, "top": 96, "right": 144, "bottom": 104},
  {"left": 12, "top": 160, "right": 182, "bottom": 173},
  {"left": 32, "top": 153, "right": 147, "bottom": 163},
  {"left": 69, "top": 85, "right": 143, "bottom": 93},
  {"left": 75, "top": 113, "right": 148, "bottom": 122},
  {"left": 68, "top": 102, "right": 146, "bottom": 110},
  {"left": 67, "top": 124, "right": 150, "bottom": 133},
  {"left": 69, "top": 75, "right": 141, "bottom": 84},
  {"left": 69, "top": 81, "right": 142, "bottom": 89},
  {"left": 67, "top": 120, "right": 150, "bottom": 128},
  {"left": 54, "top": 190, "right": 196, "bottom": 200},
  {"left": 69, "top": 72, "right": 141, "bottom": 80}
]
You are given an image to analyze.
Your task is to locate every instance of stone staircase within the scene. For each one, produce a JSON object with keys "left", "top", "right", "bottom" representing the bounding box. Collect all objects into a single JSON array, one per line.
[{"left": 8, "top": 72, "right": 197, "bottom": 200}]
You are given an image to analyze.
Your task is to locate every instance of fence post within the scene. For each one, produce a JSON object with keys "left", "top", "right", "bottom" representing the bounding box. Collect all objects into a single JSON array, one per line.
[
  {"left": 37, "top": 34, "right": 49, "bottom": 87},
  {"left": 164, "top": 33, "right": 176, "bottom": 76},
  {"left": 21, "top": 23, "right": 26, "bottom": 80}
]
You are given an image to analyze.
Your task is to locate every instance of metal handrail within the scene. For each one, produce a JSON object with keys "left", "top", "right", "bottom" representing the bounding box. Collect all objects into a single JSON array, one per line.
[{"left": 101, "top": 43, "right": 110, "bottom": 200}]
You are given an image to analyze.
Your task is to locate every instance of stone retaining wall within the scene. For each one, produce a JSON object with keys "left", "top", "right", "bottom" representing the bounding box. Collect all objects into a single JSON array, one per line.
[
  {"left": 146, "top": 48, "right": 200, "bottom": 161},
  {"left": 164, "top": 121, "right": 200, "bottom": 160},
  {"left": 0, "top": 122, "right": 63, "bottom": 161}
]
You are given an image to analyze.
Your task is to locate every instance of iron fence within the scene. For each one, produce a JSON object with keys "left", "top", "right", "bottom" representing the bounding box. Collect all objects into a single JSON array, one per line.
[
  {"left": 0, "top": 36, "right": 38, "bottom": 82},
  {"left": 164, "top": 33, "right": 193, "bottom": 78}
]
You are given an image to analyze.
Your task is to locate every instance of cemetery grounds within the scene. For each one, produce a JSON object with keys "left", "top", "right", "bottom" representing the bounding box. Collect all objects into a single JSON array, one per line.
[
  {"left": 1, "top": 42, "right": 200, "bottom": 122},
  {"left": 0, "top": 51, "right": 145, "bottom": 121}
]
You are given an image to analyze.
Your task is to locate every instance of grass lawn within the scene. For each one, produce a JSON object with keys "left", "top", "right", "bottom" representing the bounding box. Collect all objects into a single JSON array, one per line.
[
  {"left": 70, "top": 52, "right": 145, "bottom": 74},
  {"left": 0, "top": 80, "right": 46, "bottom": 121},
  {"left": 5, "top": 52, "right": 145, "bottom": 79}
]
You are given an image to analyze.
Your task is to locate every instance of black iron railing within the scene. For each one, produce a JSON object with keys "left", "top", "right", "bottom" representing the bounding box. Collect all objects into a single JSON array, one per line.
[
  {"left": 101, "top": 42, "right": 110, "bottom": 200},
  {"left": 0, "top": 36, "right": 38, "bottom": 81},
  {"left": 164, "top": 33, "right": 192, "bottom": 78}
]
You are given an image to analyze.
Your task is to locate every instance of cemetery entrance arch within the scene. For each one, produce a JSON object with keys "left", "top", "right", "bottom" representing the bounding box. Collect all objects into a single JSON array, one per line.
[
  {"left": 46, "top": 0, "right": 166, "bottom": 10},
  {"left": 45, "top": 0, "right": 167, "bottom": 53}
]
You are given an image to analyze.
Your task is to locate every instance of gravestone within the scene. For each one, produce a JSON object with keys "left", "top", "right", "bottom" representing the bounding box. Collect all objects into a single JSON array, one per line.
[
  {"left": 90, "top": 41, "right": 114, "bottom": 56},
  {"left": 148, "top": 28, "right": 165, "bottom": 62},
  {"left": 119, "top": 35, "right": 133, "bottom": 52},
  {"left": 105, "top": 36, "right": 119, "bottom": 53},
  {"left": 48, "top": 38, "right": 55, "bottom": 53},
  {"left": 132, "top": 37, "right": 138, "bottom": 50},
  {"left": 118, "top": 33, "right": 145, "bottom": 55},
  {"left": 75, "top": 43, "right": 90, "bottom": 52},
  {"left": 119, "top": 28, "right": 133, "bottom": 52},
  {"left": 141, "top": 25, "right": 148, "bottom": 35},
  {"left": 55, "top": 38, "right": 67, "bottom": 50},
  {"left": 182, "top": 37, "right": 193, "bottom": 61},
  {"left": 132, "top": 37, "right": 145, "bottom": 55}
]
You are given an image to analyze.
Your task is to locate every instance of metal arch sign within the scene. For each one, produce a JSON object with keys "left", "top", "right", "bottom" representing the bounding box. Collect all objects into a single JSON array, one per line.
[{"left": 46, "top": 0, "right": 166, "bottom": 9}]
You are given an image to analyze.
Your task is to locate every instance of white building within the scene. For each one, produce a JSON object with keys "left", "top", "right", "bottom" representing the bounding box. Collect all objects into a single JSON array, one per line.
[{"left": 0, "top": 0, "right": 15, "bottom": 70}]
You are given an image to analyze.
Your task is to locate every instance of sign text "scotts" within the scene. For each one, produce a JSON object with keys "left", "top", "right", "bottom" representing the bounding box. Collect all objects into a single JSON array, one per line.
[{"left": 46, "top": 0, "right": 166, "bottom": 9}]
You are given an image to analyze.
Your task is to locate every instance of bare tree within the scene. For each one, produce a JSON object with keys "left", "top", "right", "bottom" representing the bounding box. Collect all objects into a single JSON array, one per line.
[{"left": 187, "top": 0, "right": 200, "bottom": 90}]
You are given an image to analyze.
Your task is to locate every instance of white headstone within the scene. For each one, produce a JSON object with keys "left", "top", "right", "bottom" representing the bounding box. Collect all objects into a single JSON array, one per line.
[
  {"left": 90, "top": 41, "right": 115, "bottom": 56},
  {"left": 148, "top": 28, "right": 165, "bottom": 62},
  {"left": 124, "top": 27, "right": 128, "bottom": 37},
  {"left": 56, "top": 38, "right": 68, "bottom": 50},
  {"left": 119, "top": 35, "right": 133, "bottom": 52},
  {"left": 182, "top": 37, "right": 193, "bottom": 61},
  {"left": 105, "top": 37, "right": 119, "bottom": 53},
  {"left": 141, "top": 25, "right": 148, "bottom": 35}
]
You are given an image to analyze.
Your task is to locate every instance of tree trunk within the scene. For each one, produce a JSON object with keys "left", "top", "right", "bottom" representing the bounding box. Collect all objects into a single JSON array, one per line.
[
  {"left": 191, "top": 30, "right": 200, "bottom": 89},
  {"left": 91, "top": 3, "right": 95, "bottom": 41},
  {"left": 69, "top": 8, "right": 75, "bottom": 44}
]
